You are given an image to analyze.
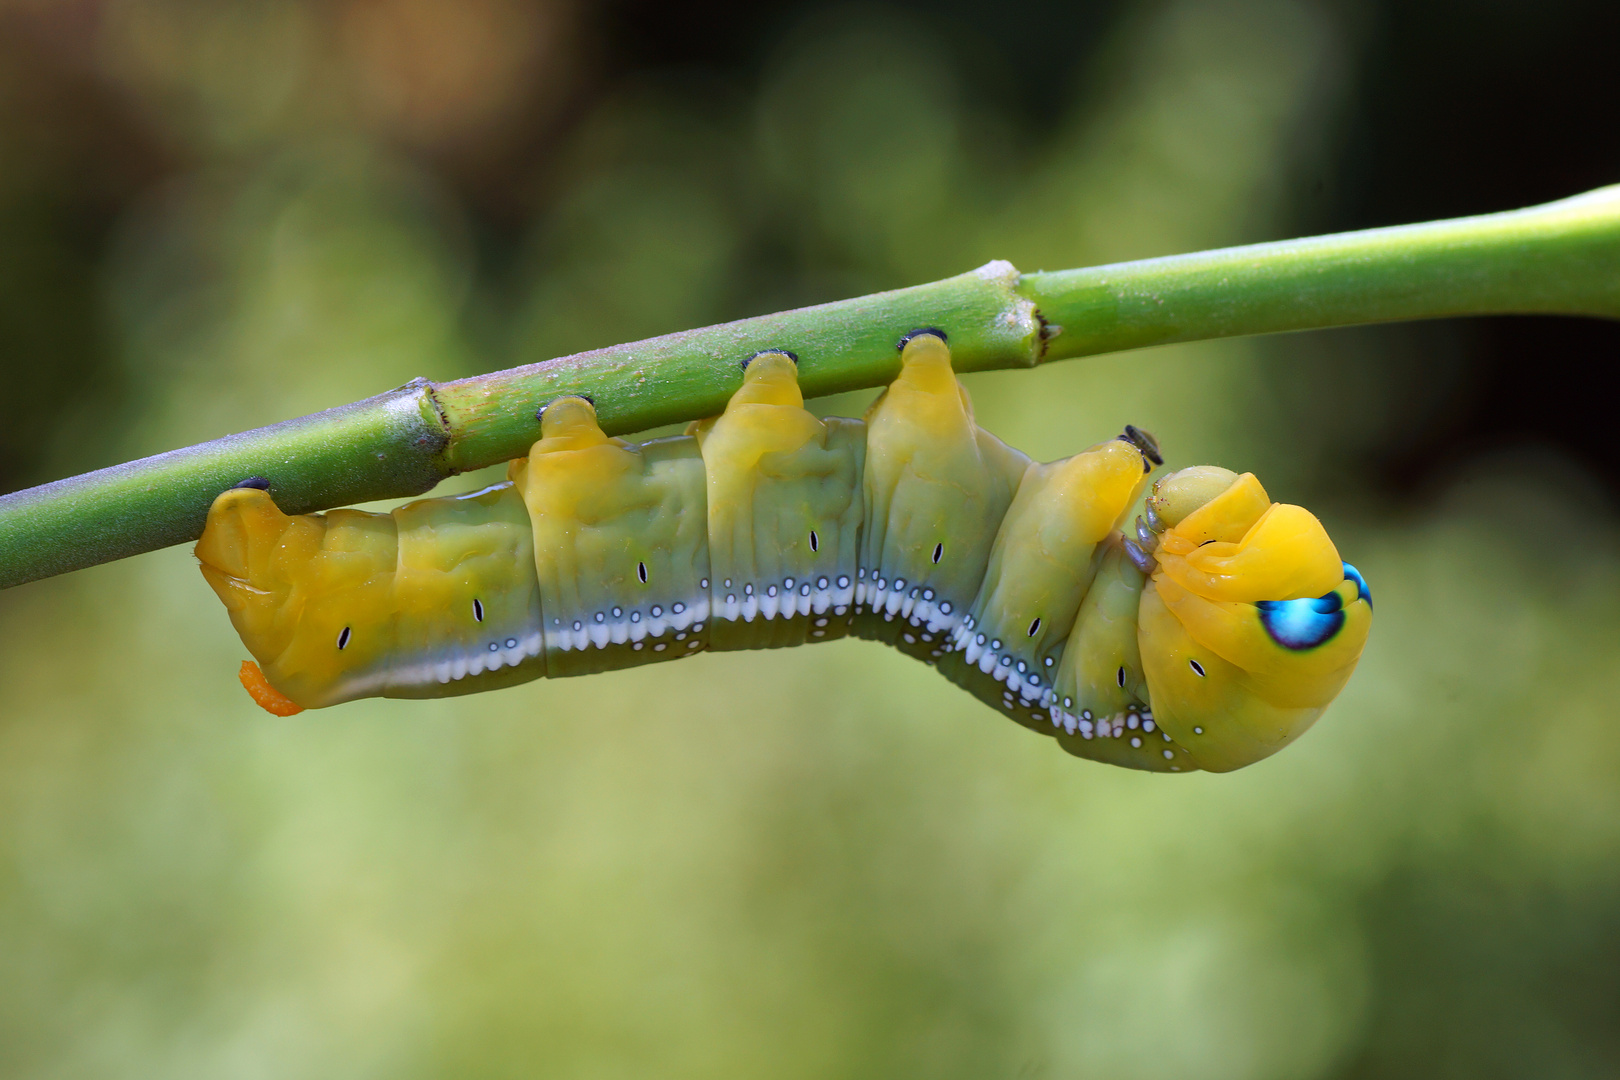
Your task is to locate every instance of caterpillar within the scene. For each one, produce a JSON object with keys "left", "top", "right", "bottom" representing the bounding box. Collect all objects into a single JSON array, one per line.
[{"left": 196, "top": 330, "right": 1371, "bottom": 773}]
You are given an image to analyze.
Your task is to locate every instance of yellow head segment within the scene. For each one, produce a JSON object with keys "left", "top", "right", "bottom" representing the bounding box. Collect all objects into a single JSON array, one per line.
[{"left": 1137, "top": 468, "right": 1372, "bottom": 771}]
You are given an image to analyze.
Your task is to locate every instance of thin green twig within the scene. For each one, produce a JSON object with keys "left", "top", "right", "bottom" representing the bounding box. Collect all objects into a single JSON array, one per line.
[{"left": 4, "top": 184, "right": 1619, "bottom": 590}]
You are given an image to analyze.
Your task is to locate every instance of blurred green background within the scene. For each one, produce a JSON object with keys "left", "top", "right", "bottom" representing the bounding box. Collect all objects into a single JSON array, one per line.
[{"left": 4, "top": 0, "right": 1620, "bottom": 1076}]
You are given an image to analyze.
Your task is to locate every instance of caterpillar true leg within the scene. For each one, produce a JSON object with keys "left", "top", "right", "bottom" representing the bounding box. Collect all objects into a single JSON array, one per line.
[{"left": 196, "top": 332, "right": 1371, "bottom": 773}]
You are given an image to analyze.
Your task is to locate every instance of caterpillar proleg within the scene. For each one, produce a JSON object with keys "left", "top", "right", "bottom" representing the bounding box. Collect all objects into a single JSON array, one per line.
[{"left": 196, "top": 331, "right": 1371, "bottom": 772}]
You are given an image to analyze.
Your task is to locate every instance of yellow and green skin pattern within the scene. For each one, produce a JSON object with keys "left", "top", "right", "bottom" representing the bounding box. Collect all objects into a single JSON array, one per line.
[
  {"left": 1135, "top": 469, "right": 1373, "bottom": 772},
  {"left": 689, "top": 350, "right": 866, "bottom": 652},
  {"left": 195, "top": 331, "right": 1371, "bottom": 772},
  {"left": 508, "top": 399, "right": 711, "bottom": 677},
  {"left": 855, "top": 330, "right": 1030, "bottom": 655},
  {"left": 196, "top": 481, "right": 543, "bottom": 708}
]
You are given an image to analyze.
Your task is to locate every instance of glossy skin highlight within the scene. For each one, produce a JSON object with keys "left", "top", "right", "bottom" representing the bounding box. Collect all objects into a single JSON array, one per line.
[{"left": 196, "top": 332, "right": 1371, "bottom": 772}]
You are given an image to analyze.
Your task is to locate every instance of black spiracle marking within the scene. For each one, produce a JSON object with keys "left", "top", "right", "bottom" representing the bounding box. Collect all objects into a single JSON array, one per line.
[
  {"left": 1027, "top": 617, "right": 1041, "bottom": 637},
  {"left": 932, "top": 542, "right": 943, "bottom": 564},
  {"left": 473, "top": 598, "right": 484, "bottom": 622},
  {"left": 638, "top": 562, "right": 648, "bottom": 584},
  {"left": 809, "top": 530, "right": 819, "bottom": 552},
  {"left": 337, "top": 626, "right": 351, "bottom": 650},
  {"left": 1116, "top": 666, "right": 1126, "bottom": 688},
  {"left": 1189, "top": 659, "right": 1206, "bottom": 677}
]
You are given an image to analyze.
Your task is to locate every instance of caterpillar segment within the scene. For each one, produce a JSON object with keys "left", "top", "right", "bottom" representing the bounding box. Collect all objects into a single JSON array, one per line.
[
  {"left": 1046, "top": 536, "right": 1190, "bottom": 771},
  {"left": 853, "top": 329, "right": 1031, "bottom": 658},
  {"left": 196, "top": 331, "right": 1371, "bottom": 772},
  {"left": 510, "top": 398, "right": 711, "bottom": 676},
  {"left": 689, "top": 349, "right": 865, "bottom": 650}
]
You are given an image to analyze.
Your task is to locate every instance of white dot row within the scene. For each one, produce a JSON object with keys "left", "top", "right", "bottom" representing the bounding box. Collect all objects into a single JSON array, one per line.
[
  {"left": 349, "top": 629, "right": 546, "bottom": 696},
  {"left": 545, "top": 595, "right": 710, "bottom": 653}
]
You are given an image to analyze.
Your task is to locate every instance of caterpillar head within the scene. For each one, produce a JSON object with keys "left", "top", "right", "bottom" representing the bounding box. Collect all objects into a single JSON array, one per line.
[{"left": 1135, "top": 467, "right": 1372, "bottom": 772}]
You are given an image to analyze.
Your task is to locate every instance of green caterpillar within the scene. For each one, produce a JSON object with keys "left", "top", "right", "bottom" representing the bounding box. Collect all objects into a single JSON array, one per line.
[{"left": 197, "top": 330, "right": 1371, "bottom": 773}]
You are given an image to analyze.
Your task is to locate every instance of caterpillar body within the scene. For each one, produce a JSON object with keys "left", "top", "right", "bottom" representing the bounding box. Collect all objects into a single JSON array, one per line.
[{"left": 196, "top": 331, "right": 1371, "bottom": 773}]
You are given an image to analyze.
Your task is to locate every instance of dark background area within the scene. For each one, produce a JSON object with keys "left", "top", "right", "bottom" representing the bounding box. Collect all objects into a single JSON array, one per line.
[{"left": 4, "top": 0, "right": 1618, "bottom": 501}]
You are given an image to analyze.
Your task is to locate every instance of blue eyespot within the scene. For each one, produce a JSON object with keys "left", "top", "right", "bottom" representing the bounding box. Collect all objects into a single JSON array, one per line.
[
  {"left": 1258, "top": 590, "right": 1345, "bottom": 651},
  {"left": 1257, "top": 564, "right": 1370, "bottom": 650}
]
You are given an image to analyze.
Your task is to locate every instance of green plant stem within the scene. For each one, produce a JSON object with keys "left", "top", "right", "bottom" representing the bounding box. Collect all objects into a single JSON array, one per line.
[
  {"left": 4, "top": 185, "right": 1619, "bottom": 590},
  {"left": 1023, "top": 183, "right": 1620, "bottom": 358}
]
